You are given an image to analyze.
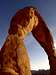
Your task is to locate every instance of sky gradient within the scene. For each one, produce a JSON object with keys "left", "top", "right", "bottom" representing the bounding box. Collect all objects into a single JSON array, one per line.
[{"left": 0, "top": 0, "right": 56, "bottom": 70}]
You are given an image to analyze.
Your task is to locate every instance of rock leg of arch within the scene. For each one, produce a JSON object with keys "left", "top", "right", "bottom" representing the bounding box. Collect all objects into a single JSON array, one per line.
[
  {"left": 32, "top": 21, "right": 56, "bottom": 75},
  {"left": 0, "top": 34, "right": 32, "bottom": 75}
]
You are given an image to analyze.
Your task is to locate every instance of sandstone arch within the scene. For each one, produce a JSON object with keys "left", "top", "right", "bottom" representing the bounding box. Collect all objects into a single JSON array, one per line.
[{"left": 0, "top": 6, "right": 56, "bottom": 75}]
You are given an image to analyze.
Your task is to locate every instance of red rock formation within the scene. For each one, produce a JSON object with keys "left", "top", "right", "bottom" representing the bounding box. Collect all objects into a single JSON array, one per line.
[{"left": 32, "top": 12, "right": 56, "bottom": 75}]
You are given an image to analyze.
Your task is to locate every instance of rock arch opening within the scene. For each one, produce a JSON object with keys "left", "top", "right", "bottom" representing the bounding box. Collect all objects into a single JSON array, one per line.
[{"left": 24, "top": 33, "right": 50, "bottom": 70}]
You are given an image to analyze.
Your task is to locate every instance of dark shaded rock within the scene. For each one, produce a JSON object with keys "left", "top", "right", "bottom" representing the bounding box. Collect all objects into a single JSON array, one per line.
[
  {"left": 32, "top": 10, "right": 56, "bottom": 75},
  {"left": 32, "top": 70, "right": 50, "bottom": 75}
]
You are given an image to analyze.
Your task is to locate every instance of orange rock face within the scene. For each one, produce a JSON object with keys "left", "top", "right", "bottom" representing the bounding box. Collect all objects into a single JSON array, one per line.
[
  {"left": 8, "top": 7, "right": 38, "bottom": 39},
  {"left": 0, "top": 34, "right": 32, "bottom": 75},
  {"left": 0, "top": 6, "right": 38, "bottom": 75}
]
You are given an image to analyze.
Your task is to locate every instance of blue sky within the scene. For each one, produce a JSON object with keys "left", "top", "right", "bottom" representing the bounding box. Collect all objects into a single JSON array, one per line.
[{"left": 0, "top": 0, "right": 56, "bottom": 70}]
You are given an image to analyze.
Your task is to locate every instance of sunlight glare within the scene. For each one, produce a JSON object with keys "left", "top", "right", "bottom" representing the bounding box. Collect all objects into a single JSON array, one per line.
[{"left": 54, "top": 42, "right": 56, "bottom": 49}]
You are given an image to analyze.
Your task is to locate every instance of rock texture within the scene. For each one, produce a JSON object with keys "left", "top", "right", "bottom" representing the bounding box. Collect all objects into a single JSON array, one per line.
[
  {"left": 0, "top": 6, "right": 38, "bottom": 75},
  {"left": 0, "top": 34, "right": 31, "bottom": 75},
  {"left": 32, "top": 13, "right": 56, "bottom": 75}
]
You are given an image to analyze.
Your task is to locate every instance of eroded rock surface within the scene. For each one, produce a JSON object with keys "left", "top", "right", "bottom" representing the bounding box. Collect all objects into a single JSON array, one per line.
[
  {"left": 0, "top": 34, "right": 32, "bottom": 75},
  {"left": 0, "top": 6, "right": 38, "bottom": 75}
]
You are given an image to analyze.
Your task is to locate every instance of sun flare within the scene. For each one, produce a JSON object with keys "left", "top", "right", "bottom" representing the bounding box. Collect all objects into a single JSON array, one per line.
[{"left": 54, "top": 42, "right": 56, "bottom": 49}]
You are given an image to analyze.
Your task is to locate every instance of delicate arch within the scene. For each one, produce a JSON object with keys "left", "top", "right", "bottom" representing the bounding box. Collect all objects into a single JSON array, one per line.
[{"left": 0, "top": 6, "right": 56, "bottom": 75}]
